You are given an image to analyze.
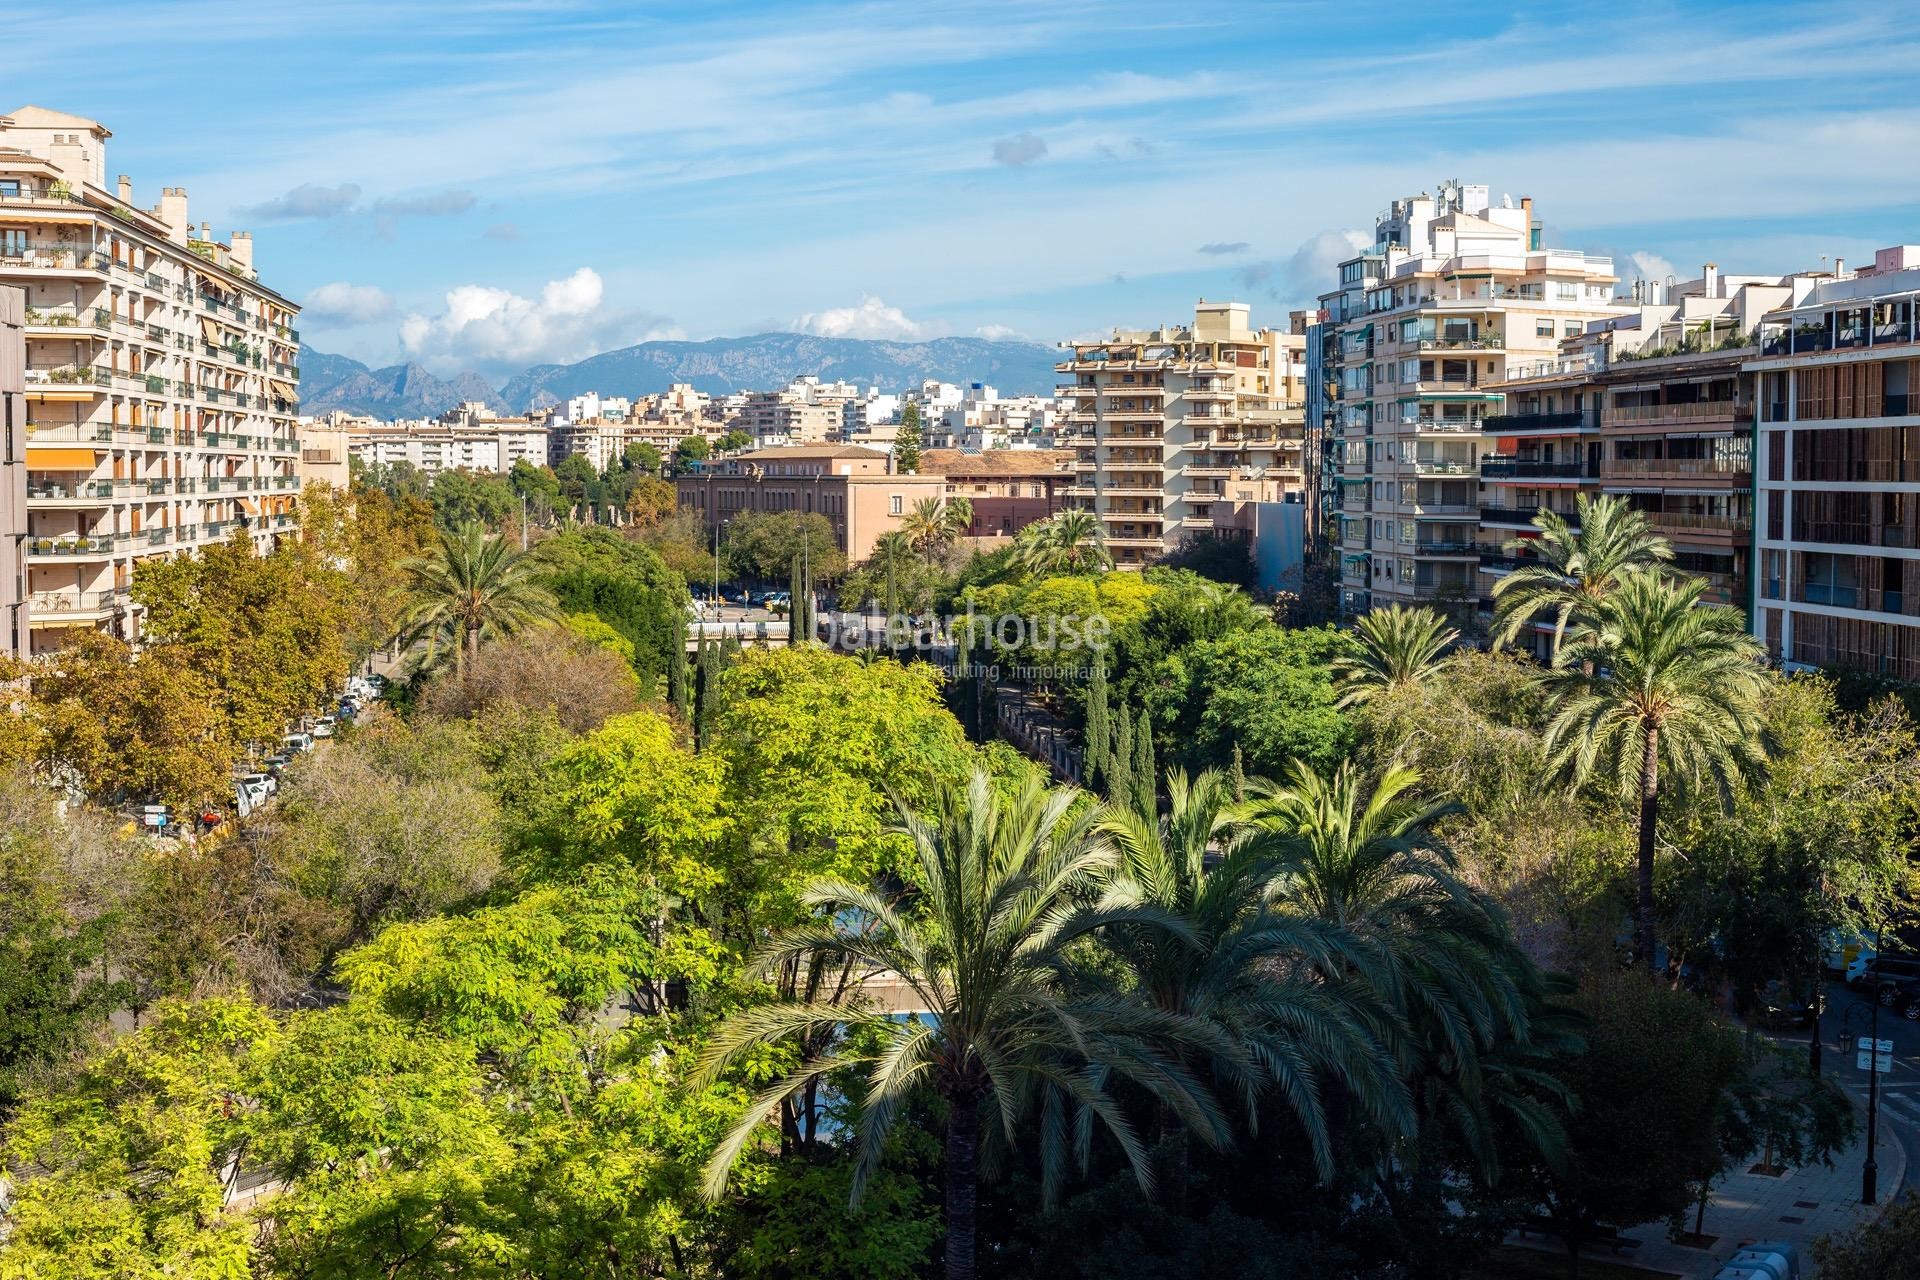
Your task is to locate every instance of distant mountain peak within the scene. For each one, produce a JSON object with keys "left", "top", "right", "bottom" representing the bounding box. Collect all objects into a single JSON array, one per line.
[{"left": 297, "top": 332, "right": 1061, "bottom": 419}]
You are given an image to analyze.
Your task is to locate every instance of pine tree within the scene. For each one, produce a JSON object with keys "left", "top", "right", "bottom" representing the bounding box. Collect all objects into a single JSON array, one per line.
[
  {"left": 895, "top": 402, "right": 923, "bottom": 474},
  {"left": 1107, "top": 703, "right": 1134, "bottom": 805},
  {"left": 1132, "top": 706, "right": 1156, "bottom": 816},
  {"left": 1083, "top": 660, "right": 1109, "bottom": 791},
  {"left": 669, "top": 612, "right": 691, "bottom": 718}
]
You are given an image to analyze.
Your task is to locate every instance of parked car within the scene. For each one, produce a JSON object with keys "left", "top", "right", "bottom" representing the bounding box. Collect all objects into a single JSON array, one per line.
[
  {"left": 310, "top": 716, "right": 336, "bottom": 739},
  {"left": 264, "top": 752, "right": 293, "bottom": 777},
  {"left": 238, "top": 770, "right": 276, "bottom": 797},
  {"left": 1848, "top": 953, "right": 1920, "bottom": 989},
  {"left": 1881, "top": 980, "right": 1920, "bottom": 1021},
  {"left": 281, "top": 732, "right": 314, "bottom": 754},
  {"left": 1822, "top": 930, "right": 1873, "bottom": 978}
]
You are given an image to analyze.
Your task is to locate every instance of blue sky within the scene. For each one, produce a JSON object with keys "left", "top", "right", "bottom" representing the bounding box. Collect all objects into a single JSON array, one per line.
[{"left": 17, "top": 0, "right": 1920, "bottom": 377}]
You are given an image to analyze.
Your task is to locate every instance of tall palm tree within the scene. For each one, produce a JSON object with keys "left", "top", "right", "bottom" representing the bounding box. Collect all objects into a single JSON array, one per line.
[
  {"left": 1540, "top": 570, "right": 1770, "bottom": 973},
  {"left": 1097, "top": 770, "right": 1410, "bottom": 1187},
  {"left": 696, "top": 769, "right": 1232, "bottom": 1280},
  {"left": 901, "top": 497, "right": 953, "bottom": 561},
  {"left": 1491, "top": 493, "right": 1673, "bottom": 661},
  {"left": 1331, "top": 604, "right": 1458, "bottom": 707},
  {"left": 943, "top": 495, "right": 974, "bottom": 541},
  {"left": 1245, "top": 760, "right": 1553, "bottom": 1175},
  {"left": 1014, "top": 508, "right": 1113, "bottom": 576},
  {"left": 396, "top": 521, "right": 559, "bottom": 679}
]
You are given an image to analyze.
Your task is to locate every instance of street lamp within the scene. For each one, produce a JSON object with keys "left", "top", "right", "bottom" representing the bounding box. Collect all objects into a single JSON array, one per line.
[{"left": 1865, "top": 923, "right": 1884, "bottom": 1204}]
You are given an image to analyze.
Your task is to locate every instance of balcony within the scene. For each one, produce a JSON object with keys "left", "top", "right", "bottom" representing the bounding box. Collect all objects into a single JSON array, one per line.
[
  {"left": 1603, "top": 456, "right": 1751, "bottom": 480},
  {"left": 1408, "top": 458, "right": 1475, "bottom": 476},
  {"left": 24, "top": 306, "right": 111, "bottom": 333},
  {"left": 27, "top": 480, "right": 118, "bottom": 502},
  {"left": 27, "top": 534, "right": 124, "bottom": 558},
  {"left": 1480, "top": 504, "right": 1578, "bottom": 529},
  {"left": 1410, "top": 539, "right": 1479, "bottom": 556},
  {"left": 0, "top": 244, "right": 111, "bottom": 274},
  {"left": 1479, "top": 456, "right": 1596, "bottom": 480},
  {"left": 1415, "top": 336, "right": 1502, "bottom": 352},
  {"left": 1645, "top": 510, "right": 1744, "bottom": 534},
  {"left": 1604, "top": 401, "right": 1743, "bottom": 426},
  {"left": 27, "top": 588, "right": 129, "bottom": 621},
  {"left": 1483, "top": 408, "right": 1596, "bottom": 434},
  {"left": 25, "top": 366, "right": 109, "bottom": 388},
  {"left": 1401, "top": 416, "right": 1482, "bottom": 434}
]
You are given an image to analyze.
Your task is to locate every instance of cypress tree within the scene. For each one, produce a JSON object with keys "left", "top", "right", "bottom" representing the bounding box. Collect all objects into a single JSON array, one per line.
[
  {"left": 1083, "top": 660, "right": 1109, "bottom": 791},
  {"left": 694, "top": 636, "right": 715, "bottom": 750},
  {"left": 896, "top": 402, "right": 923, "bottom": 474},
  {"left": 1230, "top": 742, "right": 1246, "bottom": 803},
  {"left": 669, "top": 613, "right": 691, "bottom": 718},
  {"left": 787, "top": 554, "right": 802, "bottom": 647},
  {"left": 1132, "top": 707, "right": 1156, "bottom": 816},
  {"left": 1108, "top": 703, "right": 1134, "bottom": 805}
]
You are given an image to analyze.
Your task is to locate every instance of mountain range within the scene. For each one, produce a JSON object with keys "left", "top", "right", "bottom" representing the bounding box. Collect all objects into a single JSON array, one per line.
[{"left": 297, "top": 333, "right": 1063, "bottom": 418}]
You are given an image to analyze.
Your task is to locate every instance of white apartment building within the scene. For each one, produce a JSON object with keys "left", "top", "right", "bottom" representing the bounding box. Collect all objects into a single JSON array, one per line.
[
  {"left": 1322, "top": 183, "right": 1626, "bottom": 614},
  {"left": 740, "top": 379, "right": 845, "bottom": 447},
  {"left": 1057, "top": 301, "right": 1308, "bottom": 567},
  {"left": 1, "top": 105, "right": 303, "bottom": 654},
  {"left": 350, "top": 403, "right": 548, "bottom": 474},
  {"left": 562, "top": 390, "right": 631, "bottom": 423},
  {"left": 934, "top": 382, "right": 1062, "bottom": 451}
]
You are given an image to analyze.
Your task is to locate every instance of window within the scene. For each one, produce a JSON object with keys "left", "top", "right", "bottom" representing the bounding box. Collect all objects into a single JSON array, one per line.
[
  {"left": 0, "top": 180, "right": 18, "bottom": 198},
  {"left": 1535, "top": 320, "right": 1554, "bottom": 338},
  {"left": 0, "top": 228, "right": 23, "bottom": 258},
  {"left": 1563, "top": 322, "right": 1581, "bottom": 338},
  {"left": 889, "top": 495, "right": 903, "bottom": 515}
]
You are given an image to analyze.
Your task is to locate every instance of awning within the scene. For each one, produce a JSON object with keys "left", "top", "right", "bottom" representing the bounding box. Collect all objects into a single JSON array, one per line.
[
  {"left": 25, "top": 446, "right": 101, "bottom": 469},
  {"left": 268, "top": 379, "right": 297, "bottom": 401},
  {"left": 200, "top": 317, "right": 221, "bottom": 343},
  {"left": 237, "top": 497, "right": 261, "bottom": 516}
]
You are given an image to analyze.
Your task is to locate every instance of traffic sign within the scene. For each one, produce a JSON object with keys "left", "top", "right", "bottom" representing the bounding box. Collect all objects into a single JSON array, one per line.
[
  {"left": 1870, "top": 1038, "right": 1896, "bottom": 1054},
  {"left": 1859, "top": 1050, "right": 1895, "bottom": 1072}
]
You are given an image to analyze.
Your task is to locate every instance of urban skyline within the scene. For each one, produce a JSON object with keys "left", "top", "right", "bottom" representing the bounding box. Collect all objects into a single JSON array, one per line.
[{"left": 18, "top": 1, "right": 1920, "bottom": 378}]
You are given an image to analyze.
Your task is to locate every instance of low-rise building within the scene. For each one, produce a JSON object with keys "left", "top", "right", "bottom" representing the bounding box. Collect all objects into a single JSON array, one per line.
[
  {"left": 295, "top": 413, "right": 351, "bottom": 490},
  {"left": 920, "top": 447, "right": 1074, "bottom": 539},
  {"left": 675, "top": 444, "right": 945, "bottom": 562}
]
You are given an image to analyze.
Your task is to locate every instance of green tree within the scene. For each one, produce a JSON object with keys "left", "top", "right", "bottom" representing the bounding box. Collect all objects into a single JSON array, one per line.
[
  {"left": 718, "top": 428, "right": 752, "bottom": 452},
  {"left": 427, "top": 467, "right": 518, "bottom": 530},
  {"left": 1131, "top": 703, "right": 1157, "bottom": 815},
  {"left": 554, "top": 452, "right": 601, "bottom": 508},
  {"left": 669, "top": 612, "right": 693, "bottom": 717},
  {"left": 895, "top": 401, "right": 923, "bottom": 474},
  {"left": 1014, "top": 509, "right": 1112, "bottom": 576},
  {"left": 1109, "top": 700, "right": 1136, "bottom": 805},
  {"left": 676, "top": 434, "right": 711, "bottom": 474},
  {"left": 398, "top": 521, "right": 561, "bottom": 679},
  {"left": 1172, "top": 626, "right": 1356, "bottom": 780},
  {"left": 697, "top": 768, "right": 1233, "bottom": 1280},
  {"left": 723, "top": 511, "right": 846, "bottom": 582},
  {"left": 1083, "top": 658, "right": 1110, "bottom": 791},
  {"left": 624, "top": 441, "right": 664, "bottom": 474},
  {"left": 1814, "top": 1191, "right": 1920, "bottom": 1280},
  {"left": 1540, "top": 572, "right": 1771, "bottom": 972},
  {"left": 1490, "top": 493, "right": 1672, "bottom": 662},
  {"left": 1331, "top": 604, "right": 1457, "bottom": 708}
]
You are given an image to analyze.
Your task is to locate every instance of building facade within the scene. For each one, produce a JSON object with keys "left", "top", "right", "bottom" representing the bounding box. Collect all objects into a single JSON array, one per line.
[
  {"left": 675, "top": 444, "right": 945, "bottom": 563},
  {"left": 1750, "top": 246, "right": 1920, "bottom": 680},
  {"left": 1, "top": 287, "right": 26, "bottom": 656},
  {"left": 1323, "top": 183, "right": 1625, "bottom": 614},
  {"left": 2, "top": 105, "right": 302, "bottom": 654},
  {"left": 920, "top": 448, "right": 1074, "bottom": 540},
  {"left": 348, "top": 403, "right": 548, "bottom": 474},
  {"left": 1057, "top": 301, "right": 1307, "bottom": 567}
]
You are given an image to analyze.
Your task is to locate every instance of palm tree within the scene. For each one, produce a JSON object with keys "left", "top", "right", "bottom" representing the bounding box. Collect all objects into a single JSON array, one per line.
[
  {"left": 1331, "top": 604, "right": 1457, "bottom": 707},
  {"left": 696, "top": 769, "right": 1232, "bottom": 1280},
  {"left": 1014, "top": 508, "right": 1112, "bottom": 576},
  {"left": 943, "top": 495, "right": 974, "bottom": 540},
  {"left": 1490, "top": 493, "right": 1673, "bottom": 661},
  {"left": 1245, "top": 760, "right": 1552, "bottom": 1174},
  {"left": 1540, "top": 570, "right": 1770, "bottom": 973},
  {"left": 396, "top": 521, "right": 559, "bottom": 679},
  {"left": 901, "top": 497, "right": 951, "bottom": 561},
  {"left": 1097, "top": 770, "right": 1409, "bottom": 1189}
]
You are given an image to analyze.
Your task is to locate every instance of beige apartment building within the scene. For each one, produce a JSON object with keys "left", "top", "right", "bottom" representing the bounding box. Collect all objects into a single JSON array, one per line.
[
  {"left": 1056, "top": 301, "right": 1307, "bottom": 567},
  {"left": 348, "top": 403, "right": 549, "bottom": 474},
  {"left": 675, "top": 444, "right": 945, "bottom": 562},
  {"left": 1, "top": 287, "right": 25, "bottom": 656},
  {"left": 295, "top": 415, "right": 351, "bottom": 491},
  {"left": 1, "top": 105, "right": 302, "bottom": 655},
  {"left": 1323, "top": 184, "right": 1625, "bottom": 613},
  {"left": 740, "top": 385, "right": 844, "bottom": 447}
]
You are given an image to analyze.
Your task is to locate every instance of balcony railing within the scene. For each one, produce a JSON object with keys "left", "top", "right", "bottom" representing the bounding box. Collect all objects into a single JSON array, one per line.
[
  {"left": 27, "top": 534, "right": 123, "bottom": 556},
  {"left": 1481, "top": 504, "right": 1578, "bottom": 529},
  {"left": 1603, "top": 456, "right": 1751, "bottom": 478},
  {"left": 1604, "top": 400, "right": 1743, "bottom": 425},
  {"left": 27, "top": 589, "right": 127, "bottom": 616},
  {"left": 1483, "top": 408, "right": 1595, "bottom": 433},
  {"left": 0, "top": 244, "right": 111, "bottom": 272},
  {"left": 1479, "top": 456, "right": 1596, "bottom": 480}
]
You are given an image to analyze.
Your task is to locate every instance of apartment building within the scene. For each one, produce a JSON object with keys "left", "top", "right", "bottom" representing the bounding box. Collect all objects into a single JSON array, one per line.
[
  {"left": 1323, "top": 183, "right": 1625, "bottom": 614},
  {"left": 1, "top": 287, "right": 25, "bottom": 656},
  {"left": 675, "top": 444, "right": 945, "bottom": 562},
  {"left": 1482, "top": 269, "right": 1798, "bottom": 633},
  {"left": 740, "top": 384, "right": 843, "bottom": 447},
  {"left": 930, "top": 384, "right": 1062, "bottom": 451},
  {"left": 295, "top": 414, "right": 351, "bottom": 490},
  {"left": 1057, "top": 301, "right": 1307, "bottom": 567},
  {"left": 1750, "top": 245, "right": 1920, "bottom": 680},
  {"left": 349, "top": 404, "right": 549, "bottom": 474},
  {"left": 1, "top": 105, "right": 303, "bottom": 655},
  {"left": 920, "top": 448, "right": 1074, "bottom": 539}
]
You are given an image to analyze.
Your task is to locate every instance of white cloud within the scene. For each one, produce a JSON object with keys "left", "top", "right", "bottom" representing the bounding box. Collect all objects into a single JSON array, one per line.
[
  {"left": 795, "top": 295, "right": 933, "bottom": 340},
  {"left": 398, "top": 267, "right": 675, "bottom": 371},
  {"left": 303, "top": 282, "right": 395, "bottom": 324},
  {"left": 1286, "top": 228, "right": 1371, "bottom": 296},
  {"left": 1628, "top": 251, "right": 1679, "bottom": 285},
  {"left": 974, "top": 323, "right": 1019, "bottom": 340},
  {"left": 372, "top": 189, "right": 477, "bottom": 217}
]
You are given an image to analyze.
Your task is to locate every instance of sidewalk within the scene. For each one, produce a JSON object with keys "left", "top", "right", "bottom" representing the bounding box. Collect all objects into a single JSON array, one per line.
[{"left": 1512, "top": 1087, "right": 1905, "bottom": 1278}]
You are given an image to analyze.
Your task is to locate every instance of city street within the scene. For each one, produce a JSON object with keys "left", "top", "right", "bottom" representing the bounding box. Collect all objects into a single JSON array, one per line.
[{"left": 1820, "top": 977, "right": 1920, "bottom": 1193}]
